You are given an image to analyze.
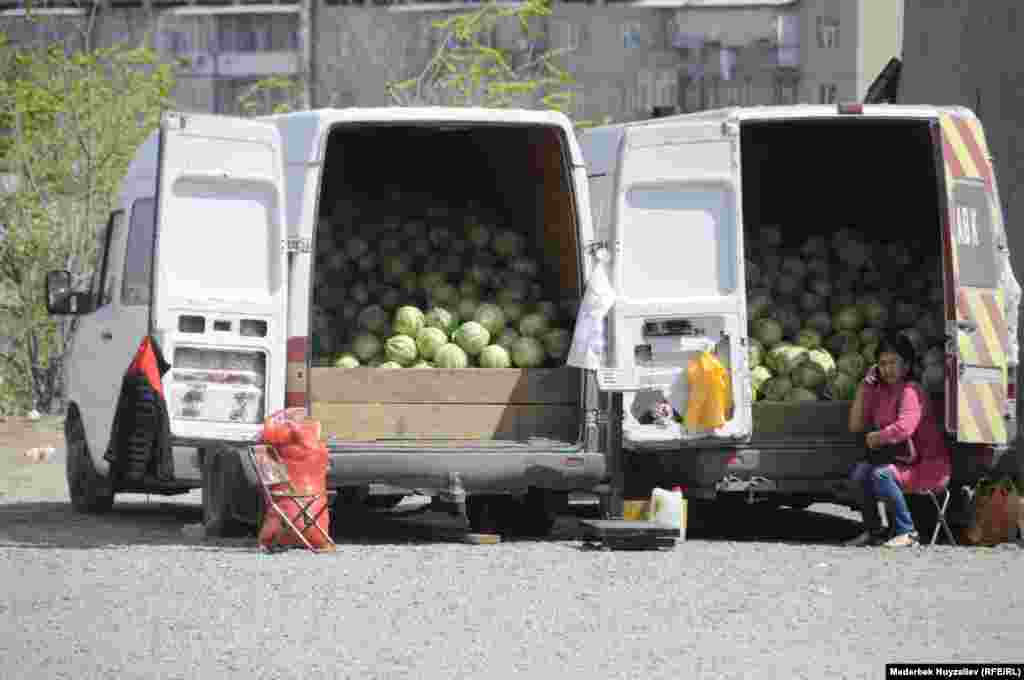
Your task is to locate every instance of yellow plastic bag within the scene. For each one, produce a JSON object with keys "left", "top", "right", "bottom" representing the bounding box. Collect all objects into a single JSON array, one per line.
[{"left": 685, "top": 351, "right": 732, "bottom": 431}]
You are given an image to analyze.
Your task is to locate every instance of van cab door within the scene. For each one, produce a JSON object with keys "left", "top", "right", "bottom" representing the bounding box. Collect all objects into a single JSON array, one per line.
[
  {"left": 152, "top": 112, "right": 288, "bottom": 444},
  {"left": 607, "top": 119, "right": 752, "bottom": 447},
  {"left": 937, "top": 111, "right": 1011, "bottom": 445}
]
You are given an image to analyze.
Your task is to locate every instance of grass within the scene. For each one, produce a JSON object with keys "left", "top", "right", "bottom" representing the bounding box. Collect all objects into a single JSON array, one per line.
[{"left": 0, "top": 415, "right": 68, "bottom": 500}]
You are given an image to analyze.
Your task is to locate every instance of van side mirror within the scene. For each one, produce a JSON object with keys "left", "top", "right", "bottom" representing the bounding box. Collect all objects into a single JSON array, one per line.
[{"left": 45, "top": 270, "right": 90, "bottom": 315}]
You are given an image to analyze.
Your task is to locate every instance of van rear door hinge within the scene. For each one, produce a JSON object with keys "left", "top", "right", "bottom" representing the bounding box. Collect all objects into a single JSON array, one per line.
[{"left": 284, "top": 237, "right": 312, "bottom": 254}]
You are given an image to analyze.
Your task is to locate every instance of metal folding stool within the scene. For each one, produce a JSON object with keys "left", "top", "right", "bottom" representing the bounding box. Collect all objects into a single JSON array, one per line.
[
  {"left": 918, "top": 486, "right": 956, "bottom": 546},
  {"left": 248, "top": 445, "right": 336, "bottom": 552}
]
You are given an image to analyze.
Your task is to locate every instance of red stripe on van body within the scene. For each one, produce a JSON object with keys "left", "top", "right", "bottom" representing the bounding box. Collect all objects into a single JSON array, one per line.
[
  {"left": 287, "top": 336, "right": 307, "bottom": 362},
  {"left": 286, "top": 391, "right": 306, "bottom": 408},
  {"left": 952, "top": 116, "right": 994, "bottom": 191}
]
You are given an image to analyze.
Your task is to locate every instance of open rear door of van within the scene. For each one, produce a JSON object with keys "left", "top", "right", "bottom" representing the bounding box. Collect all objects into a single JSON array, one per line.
[
  {"left": 604, "top": 118, "right": 752, "bottom": 449},
  {"left": 152, "top": 112, "right": 288, "bottom": 444},
  {"left": 937, "top": 111, "right": 1010, "bottom": 445}
]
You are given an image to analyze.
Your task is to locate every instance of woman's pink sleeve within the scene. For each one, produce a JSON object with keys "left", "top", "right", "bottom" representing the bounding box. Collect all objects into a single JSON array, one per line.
[{"left": 878, "top": 385, "right": 923, "bottom": 444}]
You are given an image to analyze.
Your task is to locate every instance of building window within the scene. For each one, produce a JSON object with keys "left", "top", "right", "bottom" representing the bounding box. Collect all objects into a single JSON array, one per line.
[
  {"left": 655, "top": 70, "right": 678, "bottom": 108},
  {"left": 774, "top": 77, "right": 799, "bottom": 105},
  {"left": 816, "top": 15, "right": 840, "bottom": 49},
  {"left": 818, "top": 83, "right": 837, "bottom": 104},
  {"left": 623, "top": 23, "right": 642, "bottom": 49},
  {"left": 553, "top": 21, "right": 581, "bottom": 51}
]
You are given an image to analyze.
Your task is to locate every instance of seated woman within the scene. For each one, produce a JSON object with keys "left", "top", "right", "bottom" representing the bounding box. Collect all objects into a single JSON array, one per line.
[{"left": 846, "top": 333, "right": 952, "bottom": 547}]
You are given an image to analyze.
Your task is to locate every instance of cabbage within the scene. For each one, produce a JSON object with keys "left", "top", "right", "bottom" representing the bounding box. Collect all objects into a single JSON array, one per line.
[
  {"left": 767, "top": 344, "right": 808, "bottom": 376},
  {"left": 493, "top": 231, "right": 524, "bottom": 259},
  {"left": 748, "top": 338, "right": 764, "bottom": 368},
  {"left": 458, "top": 280, "right": 482, "bottom": 301},
  {"left": 419, "top": 272, "right": 448, "bottom": 292},
  {"left": 800, "top": 292, "right": 826, "bottom": 315},
  {"left": 827, "top": 372, "right": 858, "bottom": 401},
  {"left": 470, "top": 303, "right": 505, "bottom": 335},
  {"left": 349, "top": 283, "right": 371, "bottom": 306},
  {"left": 380, "top": 254, "right": 411, "bottom": 279},
  {"left": 433, "top": 343, "right": 469, "bottom": 368},
  {"left": 923, "top": 347, "right": 945, "bottom": 367},
  {"left": 747, "top": 292, "right": 772, "bottom": 321},
  {"left": 781, "top": 256, "right": 807, "bottom": 280},
  {"left": 837, "top": 240, "right": 870, "bottom": 268},
  {"left": 542, "top": 328, "right": 571, "bottom": 362},
  {"left": 334, "top": 353, "right": 360, "bottom": 369},
  {"left": 805, "top": 257, "right": 831, "bottom": 279},
  {"left": 457, "top": 298, "right": 480, "bottom": 324},
  {"left": 353, "top": 333, "right": 382, "bottom": 361},
  {"left": 754, "top": 318, "right": 784, "bottom": 347},
  {"left": 900, "top": 328, "right": 924, "bottom": 353},
  {"left": 861, "top": 341, "right": 879, "bottom": 364},
  {"left": 402, "top": 220, "right": 425, "bottom": 239},
  {"left": 787, "top": 387, "right": 819, "bottom": 402},
  {"left": 792, "top": 361, "right": 827, "bottom": 391},
  {"left": 385, "top": 334, "right": 419, "bottom": 366},
  {"left": 496, "top": 278, "right": 529, "bottom": 305},
  {"left": 762, "top": 376, "right": 793, "bottom": 401},
  {"left": 751, "top": 365, "right": 773, "bottom": 399},
  {"left": 391, "top": 306, "right": 425, "bottom": 337},
  {"left": 430, "top": 283, "right": 459, "bottom": 307},
  {"left": 519, "top": 313, "right": 550, "bottom": 338},
  {"left": 916, "top": 314, "right": 944, "bottom": 345},
  {"left": 837, "top": 353, "right": 869, "bottom": 380},
  {"left": 467, "top": 223, "right": 492, "bottom": 250},
  {"left": 510, "top": 256, "right": 539, "bottom": 278},
  {"left": 357, "top": 305, "right": 389, "bottom": 334},
  {"left": 801, "top": 236, "right": 829, "bottom": 258},
  {"left": 416, "top": 327, "right": 449, "bottom": 360},
  {"left": 378, "top": 361, "right": 403, "bottom": 369},
  {"left": 511, "top": 336, "right": 546, "bottom": 368},
  {"left": 807, "top": 278, "right": 832, "bottom": 299},
  {"left": 425, "top": 307, "right": 458, "bottom": 334},
  {"left": 411, "top": 238, "right": 432, "bottom": 260},
  {"left": 496, "top": 328, "right": 520, "bottom": 350},
  {"left": 807, "top": 348, "right": 836, "bottom": 376},
  {"left": 830, "top": 292, "right": 857, "bottom": 315},
  {"left": 834, "top": 306, "right": 864, "bottom": 332},
  {"left": 410, "top": 360, "right": 434, "bottom": 369},
  {"left": 339, "top": 302, "right": 360, "bottom": 324},
  {"left": 806, "top": 311, "right": 833, "bottom": 337},
  {"left": 860, "top": 327, "right": 882, "bottom": 346},
  {"left": 439, "top": 254, "right": 465, "bottom": 275},
  {"left": 861, "top": 301, "right": 887, "bottom": 328},
  {"left": 398, "top": 272, "right": 420, "bottom": 295},
  {"left": 776, "top": 274, "right": 802, "bottom": 297},
  {"left": 501, "top": 301, "right": 525, "bottom": 325},
  {"left": 465, "top": 264, "right": 494, "bottom": 288},
  {"left": 356, "top": 253, "right": 377, "bottom": 273},
  {"left": 776, "top": 306, "right": 803, "bottom": 339},
  {"left": 453, "top": 321, "right": 491, "bottom": 356},
  {"left": 826, "top": 331, "right": 860, "bottom": 357},
  {"left": 428, "top": 226, "right": 453, "bottom": 248},
  {"left": 478, "top": 344, "right": 512, "bottom": 368},
  {"left": 891, "top": 301, "right": 919, "bottom": 328},
  {"left": 378, "top": 287, "right": 402, "bottom": 312},
  {"left": 797, "top": 328, "right": 823, "bottom": 350},
  {"left": 345, "top": 238, "right": 369, "bottom": 260},
  {"left": 449, "top": 238, "right": 471, "bottom": 257}
]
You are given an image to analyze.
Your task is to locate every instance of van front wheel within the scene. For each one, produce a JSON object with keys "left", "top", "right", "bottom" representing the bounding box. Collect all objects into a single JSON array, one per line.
[{"left": 65, "top": 414, "right": 115, "bottom": 514}]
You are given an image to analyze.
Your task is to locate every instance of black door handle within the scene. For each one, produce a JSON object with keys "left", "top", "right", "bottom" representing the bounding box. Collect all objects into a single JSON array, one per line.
[{"left": 101, "top": 331, "right": 113, "bottom": 341}]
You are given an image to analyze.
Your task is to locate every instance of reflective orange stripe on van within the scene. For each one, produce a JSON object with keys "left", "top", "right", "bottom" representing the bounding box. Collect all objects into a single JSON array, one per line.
[{"left": 286, "top": 336, "right": 308, "bottom": 408}]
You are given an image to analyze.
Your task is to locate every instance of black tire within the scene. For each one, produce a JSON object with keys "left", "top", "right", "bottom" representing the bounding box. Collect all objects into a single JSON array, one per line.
[
  {"left": 65, "top": 413, "right": 115, "bottom": 514},
  {"left": 202, "top": 448, "right": 248, "bottom": 537},
  {"left": 466, "top": 495, "right": 502, "bottom": 534},
  {"left": 498, "top": 489, "right": 565, "bottom": 538}
]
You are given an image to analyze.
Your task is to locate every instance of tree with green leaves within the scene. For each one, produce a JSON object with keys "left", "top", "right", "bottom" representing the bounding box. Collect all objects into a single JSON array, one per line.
[
  {"left": 0, "top": 25, "right": 177, "bottom": 414},
  {"left": 385, "top": 0, "right": 582, "bottom": 117}
]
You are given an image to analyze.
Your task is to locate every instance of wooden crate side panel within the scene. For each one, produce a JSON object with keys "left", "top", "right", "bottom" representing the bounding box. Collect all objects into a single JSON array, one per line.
[
  {"left": 313, "top": 403, "right": 581, "bottom": 442},
  {"left": 309, "top": 367, "right": 581, "bottom": 404}
]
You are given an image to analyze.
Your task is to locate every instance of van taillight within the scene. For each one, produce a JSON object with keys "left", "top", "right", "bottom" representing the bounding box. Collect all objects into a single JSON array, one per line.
[{"left": 837, "top": 103, "right": 864, "bottom": 115}]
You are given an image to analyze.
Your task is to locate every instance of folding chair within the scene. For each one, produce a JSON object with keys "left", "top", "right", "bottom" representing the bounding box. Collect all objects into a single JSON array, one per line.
[
  {"left": 914, "top": 485, "right": 956, "bottom": 547},
  {"left": 247, "top": 445, "right": 336, "bottom": 552}
]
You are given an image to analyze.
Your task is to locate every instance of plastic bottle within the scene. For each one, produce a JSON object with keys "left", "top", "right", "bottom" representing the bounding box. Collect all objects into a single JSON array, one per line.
[{"left": 650, "top": 485, "right": 685, "bottom": 538}]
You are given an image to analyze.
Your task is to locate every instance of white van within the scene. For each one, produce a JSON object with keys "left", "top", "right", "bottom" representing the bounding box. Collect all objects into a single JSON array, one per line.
[
  {"left": 47, "top": 108, "right": 607, "bottom": 536},
  {"left": 580, "top": 103, "right": 1020, "bottom": 519}
]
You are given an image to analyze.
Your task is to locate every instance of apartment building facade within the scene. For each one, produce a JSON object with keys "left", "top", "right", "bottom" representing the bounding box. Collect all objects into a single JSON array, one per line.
[{"left": 1, "top": 0, "right": 903, "bottom": 122}]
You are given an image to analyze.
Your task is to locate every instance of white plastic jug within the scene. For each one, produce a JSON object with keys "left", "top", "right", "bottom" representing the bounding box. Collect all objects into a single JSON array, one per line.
[{"left": 651, "top": 486, "right": 686, "bottom": 539}]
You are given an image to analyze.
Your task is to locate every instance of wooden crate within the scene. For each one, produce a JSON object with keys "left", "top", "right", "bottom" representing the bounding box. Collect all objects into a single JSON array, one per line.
[{"left": 311, "top": 367, "right": 581, "bottom": 442}]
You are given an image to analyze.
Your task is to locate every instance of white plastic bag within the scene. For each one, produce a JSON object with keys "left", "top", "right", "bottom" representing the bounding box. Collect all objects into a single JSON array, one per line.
[{"left": 567, "top": 256, "right": 616, "bottom": 370}]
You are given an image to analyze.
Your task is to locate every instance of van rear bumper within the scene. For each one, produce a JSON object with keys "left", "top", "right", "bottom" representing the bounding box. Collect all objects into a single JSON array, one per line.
[{"left": 321, "top": 449, "right": 607, "bottom": 495}]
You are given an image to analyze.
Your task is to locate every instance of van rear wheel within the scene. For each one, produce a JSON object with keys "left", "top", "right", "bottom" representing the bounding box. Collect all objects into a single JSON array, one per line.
[{"left": 65, "top": 414, "right": 115, "bottom": 514}]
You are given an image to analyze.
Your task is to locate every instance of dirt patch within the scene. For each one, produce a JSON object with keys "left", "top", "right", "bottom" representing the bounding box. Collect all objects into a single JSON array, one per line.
[{"left": 0, "top": 415, "right": 67, "bottom": 500}]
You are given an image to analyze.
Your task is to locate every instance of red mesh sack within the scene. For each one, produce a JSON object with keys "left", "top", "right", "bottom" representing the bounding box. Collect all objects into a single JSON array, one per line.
[{"left": 257, "top": 409, "right": 332, "bottom": 550}]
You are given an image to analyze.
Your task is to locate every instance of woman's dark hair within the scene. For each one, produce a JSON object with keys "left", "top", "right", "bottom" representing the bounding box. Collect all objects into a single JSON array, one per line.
[{"left": 877, "top": 332, "right": 917, "bottom": 369}]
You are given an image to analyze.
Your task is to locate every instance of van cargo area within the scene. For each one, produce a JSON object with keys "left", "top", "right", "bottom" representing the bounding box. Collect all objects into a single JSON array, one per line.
[
  {"left": 308, "top": 123, "right": 584, "bottom": 447},
  {"left": 625, "top": 115, "right": 998, "bottom": 500}
]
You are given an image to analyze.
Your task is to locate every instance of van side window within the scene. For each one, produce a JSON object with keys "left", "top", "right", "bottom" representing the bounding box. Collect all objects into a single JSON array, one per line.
[
  {"left": 122, "top": 197, "right": 155, "bottom": 307},
  {"left": 93, "top": 211, "right": 123, "bottom": 310}
]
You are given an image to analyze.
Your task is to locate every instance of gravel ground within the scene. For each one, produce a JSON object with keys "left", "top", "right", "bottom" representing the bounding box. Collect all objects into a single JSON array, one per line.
[{"left": 1, "top": 487, "right": 1022, "bottom": 680}]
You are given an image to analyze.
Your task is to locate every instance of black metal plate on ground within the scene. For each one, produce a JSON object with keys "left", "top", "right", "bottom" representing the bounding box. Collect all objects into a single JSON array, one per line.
[{"left": 578, "top": 519, "right": 679, "bottom": 550}]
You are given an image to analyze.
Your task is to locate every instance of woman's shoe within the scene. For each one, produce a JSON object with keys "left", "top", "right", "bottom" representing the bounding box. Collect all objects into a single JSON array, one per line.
[
  {"left": 844, "top": 529, "right": 888, "bottom": 547},
  {"left": 882, "top": 532, "right": 919, "bottom": 548}
]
